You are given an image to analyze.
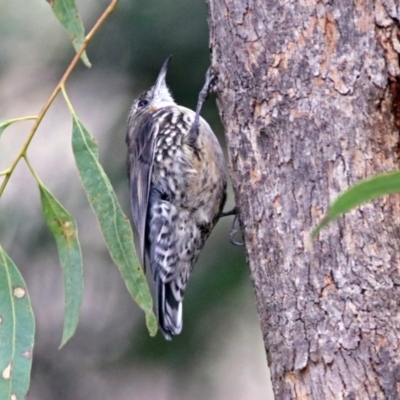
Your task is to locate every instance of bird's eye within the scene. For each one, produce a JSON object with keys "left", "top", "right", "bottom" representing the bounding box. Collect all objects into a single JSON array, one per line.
[{"left": 138, "top": 99, "right": 148, "bottom": 108}]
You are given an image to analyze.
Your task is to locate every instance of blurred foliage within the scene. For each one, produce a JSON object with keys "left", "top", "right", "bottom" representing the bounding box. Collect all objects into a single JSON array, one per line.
[{"left": 314, "top": 170, "right": 400, "bottom": 236}]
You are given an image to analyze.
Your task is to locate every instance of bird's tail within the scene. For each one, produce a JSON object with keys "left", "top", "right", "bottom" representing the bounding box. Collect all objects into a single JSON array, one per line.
[{"left": 156, "top": 276, "right": 183, "bottom": 340}]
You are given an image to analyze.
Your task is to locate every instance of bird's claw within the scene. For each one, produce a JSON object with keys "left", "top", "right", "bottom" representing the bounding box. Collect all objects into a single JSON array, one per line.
[
  {"left": 189, "top": 67, "right": 218, "bottom": 140},
  {"left": 219, "top": 206, "right": 244, "bottom": 246},
  {"left": 229, "top": 213, "right": 244, "bottom": 246},
  {"left": 202, "top": 67, "right": 217, "bottom": 99}
]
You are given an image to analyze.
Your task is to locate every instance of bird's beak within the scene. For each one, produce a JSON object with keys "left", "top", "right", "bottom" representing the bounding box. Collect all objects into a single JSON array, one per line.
[{"left": 154, "top": 56, "right": 172, "bottom": 93}]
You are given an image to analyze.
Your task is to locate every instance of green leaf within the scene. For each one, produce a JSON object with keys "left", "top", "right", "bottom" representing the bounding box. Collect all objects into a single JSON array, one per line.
[
  {"left": 71, "top": 116, "right": 157, "bottom": 336},
  {"left": 47, "top": 0, "right": 91, "bottom": 67},
  {"left": 0, "top": 120, "right": 15, "bottom": 138},
  {"left": 0, "top": 245, "right": 35, "bottom": 400},
  {"left": 313, "top": 170, "right": 400, "bottom": 236},
  {"left": 0, "top": 116, "right": 37, "bottom": 138},
  {"left": 39, "top": 184, "right": 83, "bottom": 348}
]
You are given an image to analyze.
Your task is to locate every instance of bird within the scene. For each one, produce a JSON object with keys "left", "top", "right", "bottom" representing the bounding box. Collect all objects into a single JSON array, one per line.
[{"left": 126, "top": 57, "right": 227, "bottom": 339}]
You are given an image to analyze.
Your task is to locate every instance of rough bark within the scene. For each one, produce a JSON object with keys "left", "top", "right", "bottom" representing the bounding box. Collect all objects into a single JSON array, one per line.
[{"left": 207, "top": 1, "right": 400, "bottom": 399}]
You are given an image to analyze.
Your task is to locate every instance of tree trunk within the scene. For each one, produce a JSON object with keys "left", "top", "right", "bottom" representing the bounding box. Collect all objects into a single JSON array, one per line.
[{"left": 207, "top": 1, "right": 400, "bottom": 398}]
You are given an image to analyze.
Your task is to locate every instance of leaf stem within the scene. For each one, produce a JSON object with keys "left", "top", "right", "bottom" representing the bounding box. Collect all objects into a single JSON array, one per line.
[
  {"left": 61, "top": 85, "right": 74, "bottom": 115},
  {"left": 24, "top": 155, "right": 44, "bottom": 186},
  {"left": 0, "top": 0, "right": 119, "bottom": 199},
  {"left": 1, "top": 116, "right": 38, "bottom": 126}
]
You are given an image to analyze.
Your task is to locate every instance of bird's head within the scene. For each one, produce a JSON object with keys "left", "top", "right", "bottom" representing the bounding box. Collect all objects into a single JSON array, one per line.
[{"left": 130, "top": 56, "right": 175, "bottom": 118}]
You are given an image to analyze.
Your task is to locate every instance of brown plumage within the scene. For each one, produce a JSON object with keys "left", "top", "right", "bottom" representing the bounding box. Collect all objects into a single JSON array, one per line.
[{"left": 126, "top": 58, "right": 227, "bottom": 339}]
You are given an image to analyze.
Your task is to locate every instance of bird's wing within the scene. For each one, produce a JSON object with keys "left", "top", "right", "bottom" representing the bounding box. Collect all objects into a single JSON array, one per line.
[{"left": 126, "top": 113, "right": 159, "bottom": 272}]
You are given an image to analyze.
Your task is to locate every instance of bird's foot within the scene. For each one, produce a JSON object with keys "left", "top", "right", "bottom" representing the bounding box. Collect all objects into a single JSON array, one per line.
[
  {"left": 218, "top": 206, "right": 244, "bottom": 246},
  {"left": 188, "top": 67, "right": 217, "bottom": 139}
]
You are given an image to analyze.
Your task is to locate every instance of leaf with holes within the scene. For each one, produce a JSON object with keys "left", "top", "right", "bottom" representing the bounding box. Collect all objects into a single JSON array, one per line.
[{"left": 0, "top": 245, "right": 35, "bottom": 400}]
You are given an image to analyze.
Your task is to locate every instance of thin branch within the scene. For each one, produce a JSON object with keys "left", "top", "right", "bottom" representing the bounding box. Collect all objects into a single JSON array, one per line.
[
  {"left": 0, "top": 169, "right": 11, "bottom": 177},
  {"left": 0, "top": 0, "right": 119, "bottom": 198}
]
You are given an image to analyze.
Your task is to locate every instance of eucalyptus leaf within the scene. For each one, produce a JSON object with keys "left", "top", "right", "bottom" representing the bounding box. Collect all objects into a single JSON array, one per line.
[
  {"left": 0, "top": 120, "right": 14, "bottom": 138},
  {"left": 39, "top": 183, "right": 83, "bottom": 347},
  {"left": 0, "top": 245, "right": 35, "bottom": 400},
  {"left": 71, "top": 116, "right": 157, "bottom": 336},
  {"left": 47, "top": 0, "right": 91, "bottom": 67},
  {"left": 0, "top": 116, "right": 36, "bottom": 138},
  {"left": 314, "top": 170, "right": 400, "bottom": 236}
]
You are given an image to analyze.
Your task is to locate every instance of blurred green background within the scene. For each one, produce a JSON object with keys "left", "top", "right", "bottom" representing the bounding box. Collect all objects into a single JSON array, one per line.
[{"left": 0, "top": 0, "right": 273, "bottom": 399}]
